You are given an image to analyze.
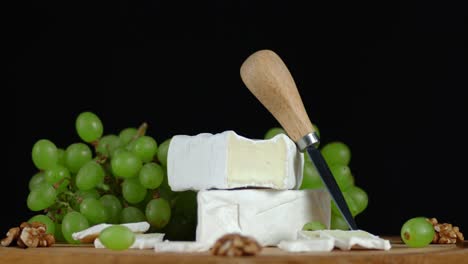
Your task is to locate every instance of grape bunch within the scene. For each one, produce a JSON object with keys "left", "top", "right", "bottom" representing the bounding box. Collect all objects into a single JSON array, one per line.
[
  {"left": 27, "top": 112, "right": 197, "bottom": 244},
  {"left": 265, "top": 126, "right": 369, "bottom": 230}
]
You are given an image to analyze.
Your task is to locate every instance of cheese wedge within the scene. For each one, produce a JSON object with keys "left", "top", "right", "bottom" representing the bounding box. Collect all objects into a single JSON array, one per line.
[
  {"left": 196, "top": 189, "right": 330, "bottom": 246},
  {"left": 167, "top": 130, "right": 303, "bottom": 191}
]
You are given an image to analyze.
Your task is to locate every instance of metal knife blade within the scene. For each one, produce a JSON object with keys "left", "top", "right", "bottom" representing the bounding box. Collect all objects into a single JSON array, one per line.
[
  {"left": 240, "top": 50, "right": 358, "bottom": 230},
  {"left": 305, "top": 143, "right": 357, "bottom": 230}
]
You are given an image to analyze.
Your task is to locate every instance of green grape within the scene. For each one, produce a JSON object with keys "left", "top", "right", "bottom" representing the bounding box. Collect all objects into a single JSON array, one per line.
[
  {"left": 122, "top": 178, "right": 147, "bottom": 204},
  {"left": 264, "top": 127, "right": 286, "bottom": 139},
  {"left": 76, "top": 111, "right": 104, "bottom": 143},
  {"left": 321, "top": 142, "right": 351, "bottom": 166},
  {"left": 330, "top": 211, "right": 350, "bottom": 230},
  {"left": 111, "top": 151, "right": 142, "bottom": 178},
  {"left": 29, "top": 172, "right": 46, "bottom": 191},
  {"left": 119, "top": 128, "right": 137, "bottom": 145},
  {"left": 401, "top": 217, "right": 435, "bottom": 247},
  {"left": 156, "top": 138, "right": 171, "bottom": 167},
  {"left": 27, "top": 184, "right": 57, "bottom": 211},
  {"left": 99, "top": 225, "right": 135, "bottom": 251},
  {"left": 131, "top": 136, "right": 158, "bottom": 163},
  {"left": 76, "top": 161, "right": 105, "bottom": 190},
  {"left": 139, "top": 163, "right": 164, "bottom": 189},
  {"left": 62, "top": 211, "right": 89, "bottom": 244},
  {"left": 146, "top": 198, "right": 171, "bottom": 229},
  {"left": 347, "top": 186, "right": 368, "bottom": 215},
  {"left": 100, "top": 194, "right": 122, "bottom": 224},
  {"left": 54, "top": 223, "right": 66, "bottom": 242},
  {"left": 70, "top": 189, "right": 100, "bottom": 211},
  {"left": 120, "top": 206, "right": 146, "bottom": 223},
  {"left": 45, "top": 165, "right": 71, "bottom": 185},
  {"left": 65, "top": 143, "right": 92, "bottom": 173},
  {"left": 32, "top": 139, "right": 58, "bottom": 170},
  {"left": 303, "top": 221, "right": 327, "bottom": 231},
  {"left": 96, "top": 134, "right": 122, "bottom": 157},
  {"left": 331, "top": 186, "right": 368, "bottom": 217},
  {"left": 80, "top": 198, "right": 108, "bottom": 225},
  {"left": 330, "top": 165, "right": 354, "bottom": 192},
  {"left": 300, "top": 160, "right": 323, "bottom": 190},
  {"left": 57, "top": 148, "right": 66, "bottom": 166},
  {"left": 28, "top": 214, "right": 55, "bottom": 235}
]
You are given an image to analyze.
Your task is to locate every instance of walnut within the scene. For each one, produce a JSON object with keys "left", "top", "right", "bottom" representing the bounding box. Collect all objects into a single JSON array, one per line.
[
  {"left": 1, "top": 227, "right": 20, "bottom": 247},
  {"left": 211, "top": 234, "right": 262, "bottom": 257},
  {"left": 1, "top": 222, "right": 55, "bottom": 248},
  {"left": 427, "top": 218, "right": 464, "bottom": 244}
]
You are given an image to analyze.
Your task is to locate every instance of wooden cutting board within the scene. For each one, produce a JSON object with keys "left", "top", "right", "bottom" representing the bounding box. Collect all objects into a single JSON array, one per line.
[{"left": 1, "top": 237, "right": 467, "bottom": 264}]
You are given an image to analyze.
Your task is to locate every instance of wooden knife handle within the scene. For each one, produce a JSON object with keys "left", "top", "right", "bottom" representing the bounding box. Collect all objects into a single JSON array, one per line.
[{"left": 240, "top": 50, "right": 315, "bottom": 142}]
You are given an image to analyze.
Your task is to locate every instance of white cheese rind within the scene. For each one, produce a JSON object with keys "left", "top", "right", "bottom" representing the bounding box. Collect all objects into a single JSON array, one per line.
[
  {"left": 278, "top": 238, "right": 334, "bottom": 252},
  {"left": 94, "top": 233, "right": 165, "bottom": 249},
  {"left": 298, "top": 230, "right": 391, "bottom": 250},
  {"left": 196, "top": 189, "right": 330, "bottom": 246},
  {"left": 153, "top": 241, "right": 211, "bottom": 252},
  {"left": 167, "top": 130, "right": 303, "bottom": 191}
]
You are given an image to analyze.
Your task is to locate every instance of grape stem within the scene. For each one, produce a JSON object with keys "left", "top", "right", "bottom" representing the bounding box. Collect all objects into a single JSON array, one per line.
[{"left": 132, "top": 122, "right": 148, "bottom": 141}]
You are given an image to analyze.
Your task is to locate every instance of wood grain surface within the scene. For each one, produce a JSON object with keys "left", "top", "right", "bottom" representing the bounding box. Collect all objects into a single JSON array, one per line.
[{"left": 1, "top": 237, "right": 467, "bottom": 264}]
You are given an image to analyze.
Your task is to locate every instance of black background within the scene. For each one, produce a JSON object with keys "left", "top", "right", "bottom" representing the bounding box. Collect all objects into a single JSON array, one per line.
[{"left": 7, "top": 1, "right": 467, "bottom": 236}]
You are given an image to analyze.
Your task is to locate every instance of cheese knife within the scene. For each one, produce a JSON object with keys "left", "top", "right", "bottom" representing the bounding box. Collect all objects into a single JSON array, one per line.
[{"left": 240, "top": 50, "right": 357, "bottom": 230}]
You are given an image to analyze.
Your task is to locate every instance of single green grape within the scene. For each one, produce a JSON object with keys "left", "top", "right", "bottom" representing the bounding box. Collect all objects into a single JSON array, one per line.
[
  {"left": 99, "top": 225, "right": 135, "bottom": 251},
  {"left": 120, "top": 206, "right": 146, "bottom": 223},
  {"left": 330, "top": 165, "right": 354, "bottom": 192},
  {"left": 300, "top": 160, "right": 323, "bottom": 190},
  {"left": 139, "top": 163, "right": 164, "bottom": 189},
  {"left": 28, "top": 214, "right": 55, "bottom": 235},
  {"left": 76, "top": 111, "right": 104, "bottom": 143},
  {"left": 62, "top": 211, "right": 90, "bottom": 244},
  {"left": 65, "top": 143, "right": 92, "bottom": 173},
  {"left": 131, "top": 136, "right": 158, "bottom": 163},
  {"left": 401, "top": 217, "right": 435, "bottom": 247},
  {"left": 29, "top": 172, "right": 46, "bottom": 191},
  {"left": 330, "top": 211, "right": 350, "bottom": 230},
  {"left": 264, "top": 127, "right": 286, "bottom": 139},
  {"left": 321, "top": 141, "right": 351, "bottom": 166},
  {"left": 44, "top": 165, "right": 71, "bottom": 185},
  {"left": 57, "top": 148, "right": 66, "bottom": 166},
  {"left": 122, "top": 178, "right": 147, "bottom": 204},
  {"left": 76, "top": 161, "right": 105, "bottom": 190},
  {"left": 156, "top": 138, "right": 171, "bottom": 167},
  {"left": 303, "top": 221, "right": 327, "bottom": 231},
  {"left": 146, "top": 198, "right": 171, "bottom": 229},
  {"left": 70, "top": 189, "right": 101, "bottom": 211},
  {"left": 32, "top": 139, "right": 58, "bottom": 170},
  {"left": 111, "top": 151, "right": 142, "bottom": 178},
  {"left": 100, "top": 194, "right": 122, "bottom": 224},
  {"left": 119, "top": 128, "right": 138, "bottom": 145},
  {"left": 27, "top": 184, "right": 57, "bottom": 211},
  {"left": 96, "top": 134, "right": 122, "bottom": 157},
  {"left": 80, "top": 197, "right": 108, "bottom": 225},
  {"left": 331, "top": 186, "right": 368, "bottom": 217}
]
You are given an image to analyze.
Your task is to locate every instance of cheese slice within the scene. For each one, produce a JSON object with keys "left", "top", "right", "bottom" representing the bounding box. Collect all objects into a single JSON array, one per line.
[
  {"left": 196, "top": 189, "right": 330, "bottom": 246},
  {"left": 153, "top": 241, "right": 211, "bottom": 252},
  {"left": 298, "top": 230, "right": 391, "bottom": 250},
  {"left": 94, "top": 233, "right": 165, "bottom": 249},
  {"left": 278, "top": 238, "right": 334, "bottom": 252},
  {"left": 167, "top": 130, "right": 303, "bottom": 191}
]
